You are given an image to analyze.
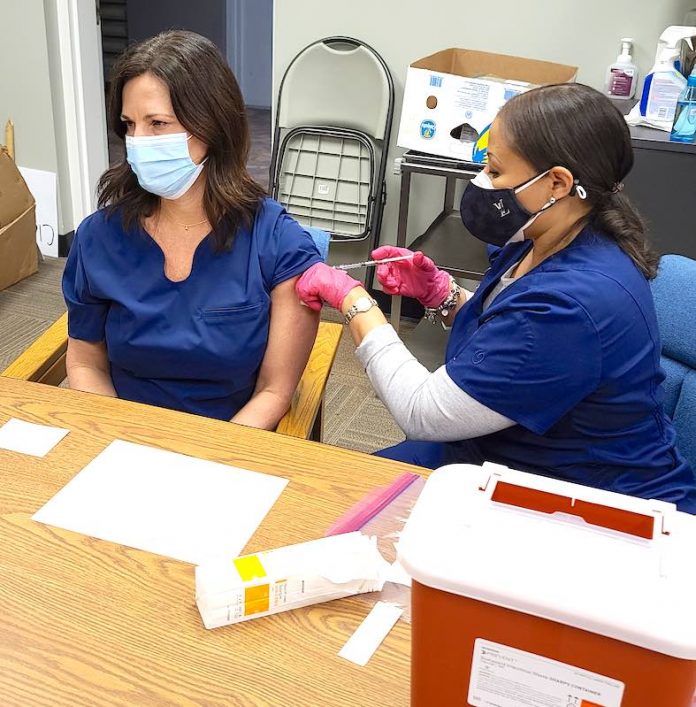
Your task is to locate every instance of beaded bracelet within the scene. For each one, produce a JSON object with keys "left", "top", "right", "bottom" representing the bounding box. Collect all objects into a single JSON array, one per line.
[{"left": 424, "top": 279, "right": 461, "bottom": 324}]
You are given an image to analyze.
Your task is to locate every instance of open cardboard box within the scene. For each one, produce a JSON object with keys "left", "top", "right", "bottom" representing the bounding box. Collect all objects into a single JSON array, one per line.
[
  {"left": 397, "top": 48, "right": 577, "bottom": 162},
  {"left": 0, "top": 148, "right": 38, "bottom": 291}
]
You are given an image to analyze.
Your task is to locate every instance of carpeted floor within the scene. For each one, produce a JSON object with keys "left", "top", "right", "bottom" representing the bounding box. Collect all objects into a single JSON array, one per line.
[
  {"left": 246, "top": 108, "right": 272, "bottom": 190},
  {"left": 2, "top": 108, "right": 406, "bottom": 454},
  {"left": 0, "top": 257, "right": 68, "bottom": 367}
]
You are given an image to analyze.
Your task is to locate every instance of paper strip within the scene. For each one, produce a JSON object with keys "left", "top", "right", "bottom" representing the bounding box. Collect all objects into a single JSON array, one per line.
[
  {"left": 0, "top": 418, "right": 69, "bottom": 457},
  {"left": 338, "top": 601, "right": 403, "bottom": 666}
]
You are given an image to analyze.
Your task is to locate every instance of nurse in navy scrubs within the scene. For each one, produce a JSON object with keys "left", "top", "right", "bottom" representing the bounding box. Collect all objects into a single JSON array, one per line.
[
  {"left": 296, "top": 83, "right": 696, "bottom": 512},
  {"left": 63, "top": 31, "right": 322, "bottom": 429}
]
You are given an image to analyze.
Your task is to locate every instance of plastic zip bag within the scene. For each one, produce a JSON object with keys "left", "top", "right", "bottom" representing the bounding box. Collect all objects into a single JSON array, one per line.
[{"left": 325, "top": 472, "right": 426, "bottom": 622}]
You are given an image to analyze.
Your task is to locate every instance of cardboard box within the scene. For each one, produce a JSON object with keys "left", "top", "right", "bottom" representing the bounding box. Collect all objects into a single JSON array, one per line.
[
  {"left": 397, "top": 48, "right": 577, "bottom": 162},
  {"left": 0, "top": 148, "right": 38, "bottom": 291}
]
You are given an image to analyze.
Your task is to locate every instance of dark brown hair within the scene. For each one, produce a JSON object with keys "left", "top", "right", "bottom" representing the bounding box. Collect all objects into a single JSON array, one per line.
[
  {"left": 98, "top": 30, "right": 265, "bottom": 250},
  {"left": 498, "top": 83, "right": 658, "bottom": 279}
]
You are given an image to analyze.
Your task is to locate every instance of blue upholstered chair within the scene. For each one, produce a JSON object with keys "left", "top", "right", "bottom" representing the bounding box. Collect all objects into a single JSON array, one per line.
[
  {"left": 651, "top": 255, "right": 696, "bottom": 470},
  {"left": 304, "top": 226, "right": 330, "bottom": 262}
]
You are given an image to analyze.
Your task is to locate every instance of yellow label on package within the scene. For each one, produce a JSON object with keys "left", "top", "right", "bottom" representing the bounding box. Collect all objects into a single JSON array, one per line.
[{"left": 195, "top": 532, "right": 389, "bottom": 629}]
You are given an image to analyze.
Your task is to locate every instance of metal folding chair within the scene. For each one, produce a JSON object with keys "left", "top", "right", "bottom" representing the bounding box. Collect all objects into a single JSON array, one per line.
[{"left": 270, "top": 37, "right": 394, "bottom": 258}]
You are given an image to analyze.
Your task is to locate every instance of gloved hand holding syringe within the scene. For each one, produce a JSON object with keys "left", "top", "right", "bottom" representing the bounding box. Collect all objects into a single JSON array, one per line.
[{"left": 296, "top": 247, "right": 459, "bottom": 312}]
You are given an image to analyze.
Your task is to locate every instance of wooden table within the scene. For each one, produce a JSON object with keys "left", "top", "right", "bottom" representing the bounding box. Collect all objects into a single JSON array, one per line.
[{"left": 0, "top": 377, "right": 422, "bottom": 706}]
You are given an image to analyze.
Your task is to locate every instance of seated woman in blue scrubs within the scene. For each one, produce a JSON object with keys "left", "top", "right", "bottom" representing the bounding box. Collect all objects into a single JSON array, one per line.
[
  {"left": 296, "top": 83, "right": 696, "bottom": 512},
  {"left": 63, "top": 31, "right": 322, "bottom": 429}
]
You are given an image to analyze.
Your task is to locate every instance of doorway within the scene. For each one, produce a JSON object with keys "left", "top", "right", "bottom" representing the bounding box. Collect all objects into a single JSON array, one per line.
[{"left": 98, "top": 0, "right": 274, "bottom": 188}]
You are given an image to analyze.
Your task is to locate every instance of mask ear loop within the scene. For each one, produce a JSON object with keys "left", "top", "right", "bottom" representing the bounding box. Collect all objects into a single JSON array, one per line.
[
  {"left": 185, "top": 133, "right": 209, "bottom": 167},
  {"left": 513, "top": 168, "right": 551, "bottom": 194}
]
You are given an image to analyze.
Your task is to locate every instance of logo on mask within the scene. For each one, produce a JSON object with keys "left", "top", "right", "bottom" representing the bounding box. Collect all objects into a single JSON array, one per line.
[{"left": 493, "top": 199, "right": 510, "bottom": 218}]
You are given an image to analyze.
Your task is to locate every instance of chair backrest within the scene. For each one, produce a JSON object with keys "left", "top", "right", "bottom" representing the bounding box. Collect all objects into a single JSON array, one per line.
[
  {"left": 651, "top": 254, "right": 696, "bottom": 470},
  {"left": 277, "top": 37, "right": 393, "bottom": 139}
]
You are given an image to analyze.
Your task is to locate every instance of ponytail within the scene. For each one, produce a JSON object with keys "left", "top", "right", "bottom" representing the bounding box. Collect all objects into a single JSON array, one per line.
[{"left": 590, "top": 192, "right": 659, "bottom": 280}]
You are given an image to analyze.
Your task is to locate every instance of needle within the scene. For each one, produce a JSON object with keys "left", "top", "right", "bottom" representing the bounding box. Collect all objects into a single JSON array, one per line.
[{"left": 334, "top": 254, "right": 415, "bottom": 271}]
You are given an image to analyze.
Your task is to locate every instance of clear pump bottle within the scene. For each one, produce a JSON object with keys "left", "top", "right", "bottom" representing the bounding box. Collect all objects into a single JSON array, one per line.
[{"left": 605, "top": 38, "right": 638, "bottom": 100}]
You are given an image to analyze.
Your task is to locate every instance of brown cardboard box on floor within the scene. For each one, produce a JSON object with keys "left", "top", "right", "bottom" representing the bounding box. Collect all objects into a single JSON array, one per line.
[{"left": 0, "top": 148, "right": 38, "bottom": 291}]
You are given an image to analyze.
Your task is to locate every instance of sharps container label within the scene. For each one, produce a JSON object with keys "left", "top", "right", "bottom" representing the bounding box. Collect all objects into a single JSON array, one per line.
[{"left": 468, "top": 639, "right": 625, "bottom": 707}]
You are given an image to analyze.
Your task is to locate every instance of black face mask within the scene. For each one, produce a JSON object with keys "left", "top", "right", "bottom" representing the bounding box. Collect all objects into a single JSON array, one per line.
[{"left": 460, "top": 169, "right": 556, "bottom": 247}]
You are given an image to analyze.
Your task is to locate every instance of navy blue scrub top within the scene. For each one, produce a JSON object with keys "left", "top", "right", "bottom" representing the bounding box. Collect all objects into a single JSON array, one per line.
[
  {"left": 444, "top": 227, "right": 696, "bottom": 513},
  {"left": 63, "top": 198, "right": 322, "bottom": 421}
]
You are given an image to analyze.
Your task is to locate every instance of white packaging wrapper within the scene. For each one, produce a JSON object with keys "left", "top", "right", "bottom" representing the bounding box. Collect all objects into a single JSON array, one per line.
[
  {"left": 196, "top": 532, "right": 390, "bottom": 629},
  {"left": 625, "top": 103, "right": 672, "bottom": 132}
]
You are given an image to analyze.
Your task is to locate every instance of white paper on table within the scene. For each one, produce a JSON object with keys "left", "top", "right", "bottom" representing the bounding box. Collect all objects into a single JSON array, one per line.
[
  {"left": 32, "top": 439, "right": 288, "bottom": 564},
  {"left": 338, "top": 601, "right": 403, "bottom": 666},
  {"left": 18, "top": 166, "right": 58, "bottom": 257},
  {"left": 0, "top": 418, "right": 69, "bottom": 457}
]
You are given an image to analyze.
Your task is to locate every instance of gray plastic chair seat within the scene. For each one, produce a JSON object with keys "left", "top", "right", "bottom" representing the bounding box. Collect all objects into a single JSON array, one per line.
[{"left": 276, "top": 128, "right": 374, "bottom": 238}]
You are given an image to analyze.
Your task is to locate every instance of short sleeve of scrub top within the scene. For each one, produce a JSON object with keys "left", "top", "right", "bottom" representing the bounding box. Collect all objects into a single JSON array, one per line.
[
  {"left": 61, "top": 199, "right": 322, "bottom": 420},
  {"left": 446, "top": 288, "right": 602, "bottom": 435},
  {"left": 62, "top": 232, "right": 110, "bottom": 341},
  {"left": 258, "top": 208, "right": 323, "bottom": 289}
]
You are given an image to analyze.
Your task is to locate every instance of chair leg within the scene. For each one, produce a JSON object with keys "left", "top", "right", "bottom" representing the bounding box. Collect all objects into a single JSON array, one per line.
[{"left": 310, "top": 402, "right": 324, "bottom": 442}]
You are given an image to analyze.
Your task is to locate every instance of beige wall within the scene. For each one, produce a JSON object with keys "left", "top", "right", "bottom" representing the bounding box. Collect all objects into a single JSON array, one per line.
[
  {"left": 273, "top": 0, "right": 695, "bottom": 266},
  {"left": 0, "top": 0, "right": 57, "bottom": 173}
]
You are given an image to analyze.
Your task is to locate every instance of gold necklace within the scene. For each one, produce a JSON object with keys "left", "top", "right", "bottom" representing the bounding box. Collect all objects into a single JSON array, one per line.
[
  {"left": 157, "top": 208, "right": 209, "bottom": 233},
  {"left": 173, "top": 217, "right": 208, "bottom": 233}
]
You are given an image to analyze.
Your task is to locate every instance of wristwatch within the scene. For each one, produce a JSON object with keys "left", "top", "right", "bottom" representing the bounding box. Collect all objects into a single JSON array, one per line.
[{"left": 344, "top": 296, "right": 378, "bottom": 324}]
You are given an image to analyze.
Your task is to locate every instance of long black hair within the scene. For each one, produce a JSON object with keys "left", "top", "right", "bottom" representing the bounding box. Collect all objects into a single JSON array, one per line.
[
  {"left": 98, "top": 30, "right": 265, "bottom": 250},
  {"left": 498, "top": 83, "right": 658, "bottom": 279}
]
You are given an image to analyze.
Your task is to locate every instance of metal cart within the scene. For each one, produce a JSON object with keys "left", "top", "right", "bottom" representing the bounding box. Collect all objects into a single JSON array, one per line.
[{"left": 391, "top": 150, "right": 487, "bottom": 333}]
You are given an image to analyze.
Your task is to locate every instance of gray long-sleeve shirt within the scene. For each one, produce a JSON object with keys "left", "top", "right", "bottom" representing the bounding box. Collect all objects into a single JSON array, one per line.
[
  {"left": 355, "top": 324, "right": 514, "bottom": 441},
  {"left": 355, "top": 271, "right": 519, "bottom": 442}
]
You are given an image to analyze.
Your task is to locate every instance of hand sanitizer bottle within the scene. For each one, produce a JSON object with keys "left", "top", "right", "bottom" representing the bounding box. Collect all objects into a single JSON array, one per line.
[
  {"left": 670, "top": 67, "right": 696, "bottom": 143},
  {"left": 605, "top": 38, "right": 638, "bottom": 99}
]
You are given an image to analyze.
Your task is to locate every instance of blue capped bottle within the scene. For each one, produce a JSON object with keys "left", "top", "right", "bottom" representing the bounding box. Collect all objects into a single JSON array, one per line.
[{"left": 670, "top": 67, "right": 696, "bottom": 143}]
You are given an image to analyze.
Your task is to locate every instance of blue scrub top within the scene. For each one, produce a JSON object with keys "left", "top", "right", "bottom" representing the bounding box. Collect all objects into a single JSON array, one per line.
[
  {"left": 444, "top": 227, "right": 696, "bottom": 512},
  {"left": 63, "top": 198, "right": 322, "bottom": 421}
]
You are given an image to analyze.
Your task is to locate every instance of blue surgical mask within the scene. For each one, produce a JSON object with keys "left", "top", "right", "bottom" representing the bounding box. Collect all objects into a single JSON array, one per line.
[{"left": 125, "top": 132, "right": 206, "bottom": 199}]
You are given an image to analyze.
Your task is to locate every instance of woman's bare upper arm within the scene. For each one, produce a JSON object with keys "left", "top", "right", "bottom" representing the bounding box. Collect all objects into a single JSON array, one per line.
[{"left": 255, "top": 276, "right": 320, "bottom": 398}]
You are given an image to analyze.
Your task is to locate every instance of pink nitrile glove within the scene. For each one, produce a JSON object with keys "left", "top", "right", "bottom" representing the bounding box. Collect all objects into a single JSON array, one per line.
[
  {"left": 295, "top": 262, "right": 363, "bottom": 312},
  {"left": 372, "top": 246, "right": 450, "bottom": 308}
]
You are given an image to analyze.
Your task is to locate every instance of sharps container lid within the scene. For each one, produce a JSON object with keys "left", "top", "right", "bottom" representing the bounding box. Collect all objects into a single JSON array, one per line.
[{"left": 398, "top": 463, "right": 696, "bottom": 659}]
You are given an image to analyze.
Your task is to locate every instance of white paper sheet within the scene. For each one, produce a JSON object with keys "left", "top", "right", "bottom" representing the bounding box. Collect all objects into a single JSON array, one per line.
[
  {"left": 338, "top": 601, "right": 403, "bottom": 666},
  {"left": 33, "top": 440, "right": 288, "bottom": 564},
  {"left": 0, "top": 418, "right": 69, "bottom": 457}
]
